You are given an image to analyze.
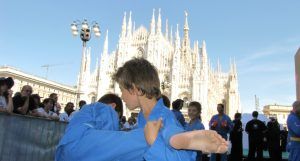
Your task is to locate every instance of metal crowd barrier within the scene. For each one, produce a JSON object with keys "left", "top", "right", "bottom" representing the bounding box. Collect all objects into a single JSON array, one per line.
[{"left": 0, "top": 112, "right": 67, "bottom": 161}]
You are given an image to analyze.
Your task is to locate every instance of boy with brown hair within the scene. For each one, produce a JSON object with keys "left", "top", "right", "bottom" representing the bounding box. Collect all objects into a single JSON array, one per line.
[{"left": 113, "top": 58, "right": 228, "bottom": 161}]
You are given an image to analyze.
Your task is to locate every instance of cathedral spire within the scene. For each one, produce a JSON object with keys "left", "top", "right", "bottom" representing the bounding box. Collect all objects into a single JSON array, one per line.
[
  {"left": 201, "top": 40, "right": 207, "bottom": 58},
  {"left": 150, "top": 9, "right": 156, "bottom": 35},
  {"left": 194, "top": 40, "right": 199, "bottom": 54},
  {"left": 182, "top": 11, "right": 190, "bottom": 49},
  {"left": 165, "top": 19, "right": 168, "bottom": 40},
  {"left": 184, "top": 11, "right": 189, "bottom": 30},
  {"left": 94, "top": 57, "right": 99, "bottom": 74},
  {"left": 175, "top": 24, "right": 180, "bottom": 48},
  {"left": 121, "top": 12, "right": 127, "bottom": 38},
  {"left": 127, "top": 11, "right": 132, "bottom": 38},
  {"left": 217, "top": 58, "right": 222, "bottom": 73},
  {"left": 233, "top": 57, "right": 237, "bottom": 74},
  {"left": 103, "top": 30, "right": 109, "bottom": 56},
  {"left": 195, "top": 41, "right": 201, "bottom": 69},
  {"left": 201, "top": 40, "right": 208, "bottom": 70},
  {"left": 170, "top": 25, "right": 173, "bottom": 44},
  {"left": 156, "top": 8, "right": 162, "bottom": 35}
]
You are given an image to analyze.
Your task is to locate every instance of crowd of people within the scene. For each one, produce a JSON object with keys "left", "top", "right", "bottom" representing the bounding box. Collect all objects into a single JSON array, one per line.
[
  {"left": 0, "top": 57, "right": 299, "bottom": 161},
  {"left": 170, "top": 98, "right": 292, "bottom": 161},
  {"left": 0, "top": 77, "right": 85, "bottom": 122}
]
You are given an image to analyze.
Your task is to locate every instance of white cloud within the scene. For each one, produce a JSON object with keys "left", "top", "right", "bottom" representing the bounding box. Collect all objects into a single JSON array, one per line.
[
  {"left": 237, "top": 38, "right": 300, "bottom": 66},
  {"left": 238, "top": 62, "right": 292, "bottom": 75}
]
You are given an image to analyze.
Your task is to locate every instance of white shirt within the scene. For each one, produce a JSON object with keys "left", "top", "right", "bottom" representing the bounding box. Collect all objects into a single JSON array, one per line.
[
  {"left": 36, "top": 107, "right": 58, "bottom": 118},
  {"left": 0, "top": 96, "right": 7, "bottom": 109}
]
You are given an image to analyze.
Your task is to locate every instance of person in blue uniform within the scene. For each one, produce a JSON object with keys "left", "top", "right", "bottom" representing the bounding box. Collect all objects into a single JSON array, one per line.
[
  {"left": 209, "top": 103, "right": 233, "bottom": 161},
  {"left": 229, "top": 113, "right": 243, "bottom": 161},
  {"left": 287, "top": 100, "right": 300, "bottom": 161},
  {"left": 185, "top": 101, "right": 205, "bottom": 161},
  {"left": 172, "top": 99, "right": 185, "bottom": 127}
]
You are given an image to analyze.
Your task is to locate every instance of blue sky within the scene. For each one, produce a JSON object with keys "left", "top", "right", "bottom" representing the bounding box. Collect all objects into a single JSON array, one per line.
[{"left": 0, "top": 0, "right": 299, "bottom": 113}]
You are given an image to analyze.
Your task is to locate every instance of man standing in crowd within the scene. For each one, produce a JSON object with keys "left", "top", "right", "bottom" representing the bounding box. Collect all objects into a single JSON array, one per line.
[
  {"left": 267, "top": 117, "right": 281, "bottom": 161},
  {"left": 280, "top": 127, "right": 288, "bottom": 152},
  {"left": 78, "top": 100, "right": 86, "bottom": 110},
  {"left": 49, "top": 93, "right": 61, "bottom": 115},
  {"left": 245, "top": 111, "right": 267, "bottom": 161},
  {"left": 209, "top": 103, "right": 233, "bottom": 161},
  {"left": 287, "top": 101, "right": 300, "bottom": 161},
  {"left": 13, "top": 85, "right": 35, "bottom": 115}
]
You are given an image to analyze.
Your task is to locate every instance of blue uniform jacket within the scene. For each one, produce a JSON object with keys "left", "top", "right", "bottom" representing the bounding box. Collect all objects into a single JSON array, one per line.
[
  {"left": 138, "top": 98, "right": 195, "bottom": 161},
  {"left": 287, "top": 111, "right": 300, "bottom": 161},
  {"left": 287, "top": 112, "right": 300, "bottom": 149},
  {"left": 172, "top": 109, "right": 186, "bottom": 127},
  {"left": 185, "top": 118, "right": 205, "bottom": 131},
  {"left": 209, "top": 114, "right": 233, "bottom": 139},
  {"left": 55, "top": 102, "right": 147, "bottom": 161}
]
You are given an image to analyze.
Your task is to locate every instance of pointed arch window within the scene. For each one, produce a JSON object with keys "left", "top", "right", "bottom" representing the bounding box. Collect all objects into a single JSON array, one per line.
[{"left": 137, "top": 47, "right": 145, "bottom": 58}]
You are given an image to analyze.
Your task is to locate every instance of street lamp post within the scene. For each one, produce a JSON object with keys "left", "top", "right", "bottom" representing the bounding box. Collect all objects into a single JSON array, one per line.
[
  {"left": 71, "top": 19, "right": 101, "bottom": 46},
  {"left": 70, "top": 19, "right": 101, "bottom": 104}
]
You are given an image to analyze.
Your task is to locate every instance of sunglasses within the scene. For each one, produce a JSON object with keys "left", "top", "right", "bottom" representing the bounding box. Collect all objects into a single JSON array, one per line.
[{"left": 23, "top": 89, "right": 32, "bottom": 93}]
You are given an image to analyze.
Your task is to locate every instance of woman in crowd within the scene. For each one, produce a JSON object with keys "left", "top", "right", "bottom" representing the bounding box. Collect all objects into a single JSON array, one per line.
[
  {"left": 36, "top": 98, "right": 59, "bottom": 120},
  {"left": 0, "top": 77, "right": 14, "bottom": 113},
  {"left": 59, "top": 102, "right": 75, "bottom": 122}
]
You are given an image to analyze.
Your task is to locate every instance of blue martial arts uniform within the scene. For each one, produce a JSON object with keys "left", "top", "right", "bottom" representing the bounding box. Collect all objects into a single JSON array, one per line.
[
  {"left": 209, "top": 114, "right": 233, "bottom": 161},
  {"left": 287, "top": 111, "right": 300, "bottom": 161},
  {"left": 185, "top": 119, "right": 205, "bottom": 161},
  {"left": 55, "top": 102, "right": 148, "bottom": 161},
  {"left": 185, "top": 118, "right": 205, "bottom": 131},
  {"left": 138, "top": 98, "right": 195, "bottom": 161},
  {"left": 172, "top": 109, "right": 186, "bottom": 127}
]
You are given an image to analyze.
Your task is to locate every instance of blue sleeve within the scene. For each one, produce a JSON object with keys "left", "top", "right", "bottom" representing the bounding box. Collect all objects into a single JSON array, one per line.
[
  {"left": 56, "top": 103, "right": 148, "bottom": 161},
  {"left": 137, "top": 111, "right": 146, "bottom": 128},
  {"left": 178, "top": 113, "right": 186, "bottom": 126},
  {"left": 199, "top": 122, "right": 205, "bottom": 130},
  {"left": 56, "top": 129, "right": 148, "bottom": 161},
  {"left": 144, "top": 114, "right": 195, "bottom": 161},
  {"left": 209, "top": 115, "right": 216, "bottom": 129},
  {"left": 288, "top": 114, "right": 300, "bottom": 137}
]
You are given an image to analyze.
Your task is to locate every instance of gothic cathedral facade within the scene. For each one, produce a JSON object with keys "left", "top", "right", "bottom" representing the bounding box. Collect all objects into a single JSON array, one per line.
[{"left": 77, "top": 9, "right": 241, "bottom": 124}]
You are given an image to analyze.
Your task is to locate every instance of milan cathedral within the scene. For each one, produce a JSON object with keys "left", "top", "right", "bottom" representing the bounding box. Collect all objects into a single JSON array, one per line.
[{"left": 77, "top": 9, "right": 241, "bottom": 123}]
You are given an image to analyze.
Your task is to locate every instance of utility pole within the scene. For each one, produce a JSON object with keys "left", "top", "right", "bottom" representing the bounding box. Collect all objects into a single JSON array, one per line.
[
  {"left": 41, "top": 63, "right": 68, "bottom": 79},
  {"left": 295, "top": 48, "right": 300, "bottom": 101},
  {"left": 255, "top": 95, "right": 260, "bottom": 112}
]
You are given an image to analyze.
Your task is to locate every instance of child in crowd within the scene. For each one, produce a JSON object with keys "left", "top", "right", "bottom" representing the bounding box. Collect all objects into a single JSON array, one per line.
[
  {"left": 172, "top": 99, "right": 185, "bottom": 127},
  {"left": 98, "top": 93, "right": 123, "bottom": 119},
  {"left": 185, "top": 101, "right": 205, "bottom": 161}
]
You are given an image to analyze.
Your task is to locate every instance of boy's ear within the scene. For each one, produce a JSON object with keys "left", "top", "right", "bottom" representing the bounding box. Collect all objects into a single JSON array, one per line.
[
  {"left": 131, "top": 84, "right": 142, "bottom": 95},
  {"left": 128, "top": 87, "right": 137, "bottom": 95},
  {"left": 108, "top": 103, "right": 116, "bottom": 109},
  {"left": 132, "top": 84, "right": 144, "bottom": 96}
]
